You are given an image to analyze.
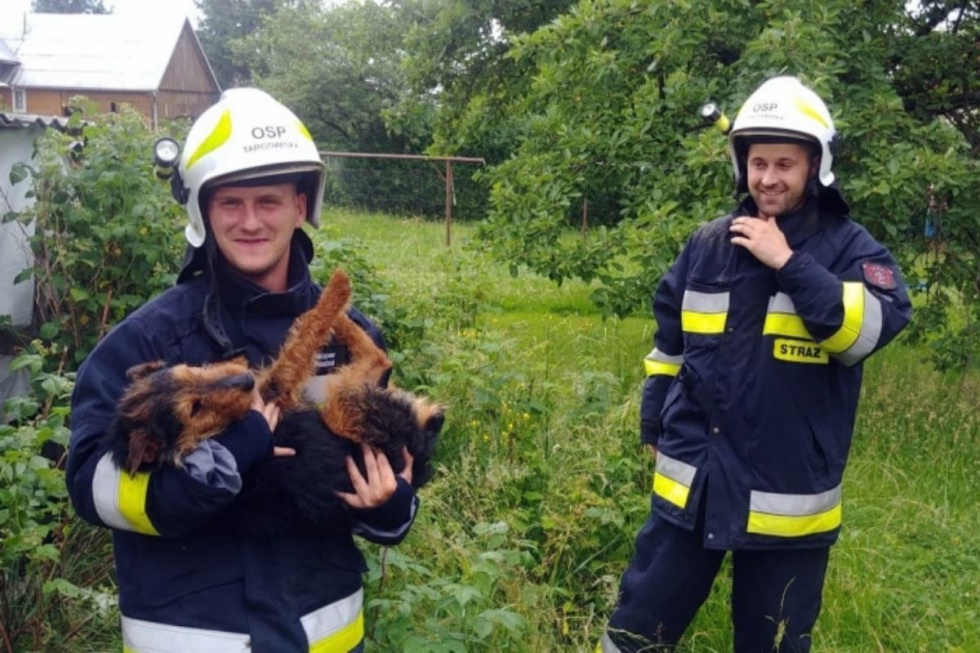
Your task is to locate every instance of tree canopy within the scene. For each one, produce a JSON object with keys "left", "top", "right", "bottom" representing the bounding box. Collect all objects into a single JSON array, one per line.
[
  {"left": 31, "top": 0, "right": 108, "bottom": 13},
  {"left": 475, "top": 0, "right": 980, "bottom": 368},
  {"left": 192, "top": 0, "right": 980, "bottom": 367}
]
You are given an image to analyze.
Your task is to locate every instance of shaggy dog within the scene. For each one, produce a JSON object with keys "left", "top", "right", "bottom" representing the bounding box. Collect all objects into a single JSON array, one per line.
[{"left": 105, "top": 269, "right": 443, "bottom": 535}]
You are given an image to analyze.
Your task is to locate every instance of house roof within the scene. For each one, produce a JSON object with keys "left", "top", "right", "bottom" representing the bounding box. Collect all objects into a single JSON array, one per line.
[
  {"left": 0, "top": 111, "right": 69, "bottom": 130},
  {"left": 0, "top": 13, "right": 217, "bottom": 92},
  {"left": 0, "top": 40, "right": 18, "bottom": 65}
]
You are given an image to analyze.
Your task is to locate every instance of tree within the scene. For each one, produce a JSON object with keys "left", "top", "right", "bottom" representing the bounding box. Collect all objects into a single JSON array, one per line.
[
  {"left": 394, "top": 0, "right": 578, "bottom": 163},
  {"left": 236, "top": 1, "right": 440, "bottom": 214},
  {"left": 478, "top": 0, "right": 980, "bottom": 368},
  {"left": 32, "top": 0, "right": 108, "bottom": 13},
  {"left": 195, "top": 0, "right": 294, "bottom": 88}
]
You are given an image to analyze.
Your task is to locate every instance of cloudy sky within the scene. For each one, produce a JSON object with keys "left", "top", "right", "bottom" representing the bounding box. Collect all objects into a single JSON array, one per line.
[{"left": 5, "top": 0, "right": 202, "bottom": 26}]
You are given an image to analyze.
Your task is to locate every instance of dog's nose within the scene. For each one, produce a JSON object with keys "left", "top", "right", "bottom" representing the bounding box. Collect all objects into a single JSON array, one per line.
[
  {"left": 219, "top": 373, "right": 255, "bottom": 392},
  {"left": 425, "top": 412, "right": 445, "bottom": 433}
]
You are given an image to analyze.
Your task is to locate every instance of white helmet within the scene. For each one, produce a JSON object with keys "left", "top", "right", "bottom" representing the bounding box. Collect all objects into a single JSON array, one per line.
[
  {"left": 177, "top": 88, "right": 326, "bottom": 247},
  {"left": 729, "top": 76, "right": 837, "bottom": 190}
]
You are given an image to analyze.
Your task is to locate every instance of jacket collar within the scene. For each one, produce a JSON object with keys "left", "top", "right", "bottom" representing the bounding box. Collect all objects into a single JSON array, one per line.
[
  {"left": 735, "top": 196, "right": 821, "bottom": 248},
  {"left": 177, "top": 229, "right": 317, "bottom": 318}
]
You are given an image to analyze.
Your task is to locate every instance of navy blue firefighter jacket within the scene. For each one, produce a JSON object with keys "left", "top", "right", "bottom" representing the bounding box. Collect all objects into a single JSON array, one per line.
[
  {"left": 640, "top": 197, "right": 911, "bottom": 550},
  {"left": 66, "top": 233, "right": 417, "bottom": 652}
]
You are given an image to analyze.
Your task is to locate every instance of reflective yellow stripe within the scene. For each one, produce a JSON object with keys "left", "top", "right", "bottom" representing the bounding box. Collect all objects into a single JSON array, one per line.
[
  {"left": 302, "top": 589, "right": 363, "bottom": 652},
  {"left": 681, "top": 311, "right": 726, "bottom": 334},
  {"left": 297, "top": 120, "right": 314, "bottom": 141},
  {"left": 652, "top": 472, "right": 690, "bottom": 509},
  {"left": 763, "top": 313, "right": 811, "bottom": 339},
  {"left": 644, "top": 359, "right": 681, "bottom": 377},
  {"left": 186, "top": 109, "right": 232, "bottom": 170},
  {"left": 747, "top": 504, "right": 842, "bottom": 537},
  {"left": 122, "top": 591, "right": 362, "bottom": 652},
  {"left": 820, "top": 282, "right": 865, "bottom": 353},
  {"left": 118, "top": 471, "right": 159, "bottom": 536},
  {"left": 644, "top": 348, "right": 683, "bottom": 377},
  {"left": 309, "top": 611, "right": 363, "bottom": 653},
  {"left": 794, "top": 95, "right": 830, "bottom": 129}
]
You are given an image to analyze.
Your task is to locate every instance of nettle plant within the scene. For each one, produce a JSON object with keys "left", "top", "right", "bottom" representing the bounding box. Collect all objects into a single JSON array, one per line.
[{"left": 7, "top": 99, "right": 186, "bottom": 369}]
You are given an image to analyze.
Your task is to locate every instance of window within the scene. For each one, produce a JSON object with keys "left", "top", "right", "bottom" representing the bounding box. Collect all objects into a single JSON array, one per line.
[{"left": 13, "top": 88, "right": 26, "bottom": 112}]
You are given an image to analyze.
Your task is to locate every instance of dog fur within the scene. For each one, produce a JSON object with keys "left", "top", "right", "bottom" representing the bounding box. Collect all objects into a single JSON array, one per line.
[{"left": 105, "top": 269, "right": 443, "bottom": 535}]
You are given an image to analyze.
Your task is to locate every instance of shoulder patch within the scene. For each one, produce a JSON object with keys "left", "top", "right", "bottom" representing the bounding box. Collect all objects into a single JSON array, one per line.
[{"left": 862, "top": 262, "right": 897, "bottom": 290}]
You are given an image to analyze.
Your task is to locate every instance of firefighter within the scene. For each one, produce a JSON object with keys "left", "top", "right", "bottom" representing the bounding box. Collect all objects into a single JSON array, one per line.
[
  {"left": 598, "top": 77, "right": 912, "bottom": 652},
  {"left": 67, "top": 88, "right": 417, "bottom": 652}
]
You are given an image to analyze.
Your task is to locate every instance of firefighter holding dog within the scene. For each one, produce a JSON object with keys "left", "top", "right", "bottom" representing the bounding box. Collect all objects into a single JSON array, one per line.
[
  {"left": 67, "top": 89, "right": 415, "bottom": 652},
  {"left": 599, "top": 77, "right": 912, "bottom": 652}
]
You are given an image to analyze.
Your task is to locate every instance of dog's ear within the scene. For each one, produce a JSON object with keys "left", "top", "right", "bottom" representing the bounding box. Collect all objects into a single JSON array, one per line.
[
  {"left": 126, "top": 428, "right": 161, "bottom": 475},
  {"left": 126, "top": 361, "right": 166, "bottom": 382}
]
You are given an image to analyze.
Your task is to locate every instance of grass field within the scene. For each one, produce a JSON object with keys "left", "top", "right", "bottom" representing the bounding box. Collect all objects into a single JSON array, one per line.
[{"left": 318, "top": 209, "right": 980, "bottom": 652}]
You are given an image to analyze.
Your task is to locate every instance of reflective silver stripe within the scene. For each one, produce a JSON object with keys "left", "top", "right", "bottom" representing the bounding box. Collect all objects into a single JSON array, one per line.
[
  {"left": 122, "top": 616, "right": 249, "bottom": 653},
  {"left": 749, "top": 484, "right": 842, "bottom": 516},
  {"left": 645, "top": 348, "right": 684, "bottom": 366},
  {"left": 121, "top": 591, "right": 363, "bottom": 653},
  {"left": 681, "top": 290, "right": 729, "bottom": 334},
  {"left": 682, "top": 290, "right": 729, "bottom": 314},
  {"left": 93, "top": 453, "right": 157, "bottom": 535},
  {"left": 598, "top": 632, "right": 622, "bottom": 652},
  {"left": 352, "top": 498, "right": 418, "bottom": 540},
  {"left": 768, "top": 292, "right": 796, "bottom": 315},
  {"left": 763, "top": 293, "right": 812, "bottom": 340},
  {"left": 655, "top": 451, "right": 697, "bottom": 487},
  {"left": 93, "top": 454, "right": 130, "bottom": 531},
  {"left": 643, "top": 348, "right": 684, "bottom": 376},
  {"left": 834, "top": 287, "right": 883, "bottom": 366},
  {"left": 302, "top": 588, "right": 362, "bottom": 646}
]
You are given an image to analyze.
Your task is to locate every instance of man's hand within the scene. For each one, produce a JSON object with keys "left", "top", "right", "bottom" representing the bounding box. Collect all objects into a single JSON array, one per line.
[
  {"left": 251, "top": 393, "right": 294, "bottom": 457},
  {"left": 729, "top": 216, "right": 793, "bottom": 269},
  {"left": 647, "top": 444, "right": 657, "bottom": 460},
  {"left": 337, "top": 444, "right": 414, "bottom": 509}
]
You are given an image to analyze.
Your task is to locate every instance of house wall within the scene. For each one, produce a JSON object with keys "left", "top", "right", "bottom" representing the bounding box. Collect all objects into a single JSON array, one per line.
[
  {"left": 0, "top": 88, "right": 10, "bottom": 108},
  {"left": 23, "top": 88, "right": 154, "bottom": 119},
  {"left": 157, "top": 23, "right": 219, "bottom": 120},
  {"left": 0, "top": 126, "right": 39, "bottom": 409}
]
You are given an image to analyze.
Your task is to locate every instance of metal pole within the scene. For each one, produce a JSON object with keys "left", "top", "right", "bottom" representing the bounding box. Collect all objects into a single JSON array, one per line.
[
  {"left": 581, "top": 198, "right": 588, "bottom": 236},
  {"left": 445, "top": 160, "right": 453, "bottom": 247}
]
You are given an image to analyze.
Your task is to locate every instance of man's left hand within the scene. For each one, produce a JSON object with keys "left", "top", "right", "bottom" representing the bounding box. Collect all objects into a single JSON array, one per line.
[
  {"left": 730, "top": 216, "right": 793, "bottom": 269},
  {"left": 336, "top": 444, "right": 414, "bottom": 509}
]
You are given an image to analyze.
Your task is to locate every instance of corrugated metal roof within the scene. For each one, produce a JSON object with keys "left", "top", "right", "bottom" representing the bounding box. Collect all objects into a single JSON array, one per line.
[
  {"left": 0, "top": 12, "right": 207, "bottom": 92},
  {"left": 0, "top": 40, "right": 18, "bottom": 64},
  {"left": 0, "top": 111, "right": 69, "bottom": 130}
]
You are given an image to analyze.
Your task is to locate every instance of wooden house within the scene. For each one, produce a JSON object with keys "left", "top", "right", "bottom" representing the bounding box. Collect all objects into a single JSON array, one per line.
[{"left": 0, "top": 12, "right": 220, "bottom": 128}]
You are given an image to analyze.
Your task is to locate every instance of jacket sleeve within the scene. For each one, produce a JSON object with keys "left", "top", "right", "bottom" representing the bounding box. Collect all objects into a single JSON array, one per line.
[
  {"left": 66, "top": 317, "right": 274, "bottom": 538},
  {"left": 640, "top": 243, "right": 691, "bottom": 445},
  {"left": 775, "top": 224, "right": 912, "bottom": 366},
  {"left": 348, "top": 478, "right": 419, "bottom": 546}
]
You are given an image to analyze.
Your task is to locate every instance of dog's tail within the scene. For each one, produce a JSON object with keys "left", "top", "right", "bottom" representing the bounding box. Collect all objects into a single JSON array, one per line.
[{"left": 259, "top": 269, "right": 351, "bottom": 408}]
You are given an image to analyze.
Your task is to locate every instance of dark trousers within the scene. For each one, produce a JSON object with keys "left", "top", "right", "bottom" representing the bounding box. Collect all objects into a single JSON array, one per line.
[{"left": 606, "top": 507, "right": 829, "bottom": 652}]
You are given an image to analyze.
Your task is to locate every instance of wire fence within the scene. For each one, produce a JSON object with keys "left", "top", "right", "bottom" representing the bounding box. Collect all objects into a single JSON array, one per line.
[{"left": 320, "top": 153, "right": 488, "bottom": 222}]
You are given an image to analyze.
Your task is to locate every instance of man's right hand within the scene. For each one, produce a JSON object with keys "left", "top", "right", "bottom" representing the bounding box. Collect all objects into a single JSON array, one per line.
[{"left": 647, "top": 444, "right": 657, "bottom": 459}]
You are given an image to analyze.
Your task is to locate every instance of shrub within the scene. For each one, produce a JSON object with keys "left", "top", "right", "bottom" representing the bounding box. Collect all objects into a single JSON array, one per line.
[{"left": 7, "top": 99, "right": 186, "bottom": 369}]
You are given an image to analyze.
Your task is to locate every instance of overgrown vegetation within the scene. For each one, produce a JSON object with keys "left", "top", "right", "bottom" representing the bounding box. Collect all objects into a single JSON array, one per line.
[
  {"left": 0, "top": 343, "right": 117, "bottom": 652},
  {"left": 6, "top": 100, "right": 185, "bottom": 368}
]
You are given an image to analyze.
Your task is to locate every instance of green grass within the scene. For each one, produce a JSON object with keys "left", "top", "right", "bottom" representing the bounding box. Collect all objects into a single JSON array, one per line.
[{"left": 321, "top": 211, "right": 980, "bottom": 652}]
